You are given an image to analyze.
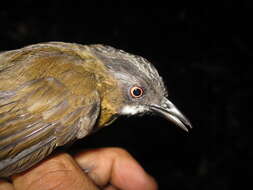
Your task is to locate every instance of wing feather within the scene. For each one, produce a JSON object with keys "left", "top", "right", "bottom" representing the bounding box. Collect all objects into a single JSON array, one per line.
[{"left": 0, "top": 77, "right": 100, "bottom": 177}]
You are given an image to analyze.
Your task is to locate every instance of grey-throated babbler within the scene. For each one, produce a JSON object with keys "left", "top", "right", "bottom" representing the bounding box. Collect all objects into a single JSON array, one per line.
[{"left": 0, "top": 42, "right": 192, "bottom": 177}]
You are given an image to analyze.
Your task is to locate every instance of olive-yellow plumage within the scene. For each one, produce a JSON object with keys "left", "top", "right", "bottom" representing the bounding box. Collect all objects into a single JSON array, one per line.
[{"left": 0, "top": 42, "right": 192, "bottom": 177}]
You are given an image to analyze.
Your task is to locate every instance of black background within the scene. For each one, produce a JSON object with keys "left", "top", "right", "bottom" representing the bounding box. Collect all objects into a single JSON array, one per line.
[{"left": 1, "top": 3, "right": 252, "bottom": 190}]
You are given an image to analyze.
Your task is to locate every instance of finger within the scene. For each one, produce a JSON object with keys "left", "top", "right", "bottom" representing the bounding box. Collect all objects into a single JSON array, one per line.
[
  {"left": 104, "top": 184, "right": 119, "bottom": 190},
  {"left": 12, "top": 153, "right": 100, "bottom": 190},
  {"left": 75, "top": 148, "right": 158, "bottom": 190},
  {"left": 0, "top": 179, "right": 15, "bottom": 190}
]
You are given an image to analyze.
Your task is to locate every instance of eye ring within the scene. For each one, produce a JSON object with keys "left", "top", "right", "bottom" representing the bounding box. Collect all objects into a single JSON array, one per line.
[{"left": 130, "top": 86, "right": 144, "bottom": 98}]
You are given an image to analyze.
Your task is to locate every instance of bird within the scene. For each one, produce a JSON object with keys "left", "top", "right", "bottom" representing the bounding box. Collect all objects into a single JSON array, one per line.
[{"left": 0, "top": 42, "right": 192, "bottom": 177}]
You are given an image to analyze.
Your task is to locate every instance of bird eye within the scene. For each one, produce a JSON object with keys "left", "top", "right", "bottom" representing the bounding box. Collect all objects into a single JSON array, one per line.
[{"left": 130, "top": 86, "right": 144, "bottom": 98}]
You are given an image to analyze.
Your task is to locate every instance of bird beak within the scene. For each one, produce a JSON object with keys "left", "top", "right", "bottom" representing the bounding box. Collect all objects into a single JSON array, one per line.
[{"left": 150, "top": 98, "right": 192, "bottom": 132}]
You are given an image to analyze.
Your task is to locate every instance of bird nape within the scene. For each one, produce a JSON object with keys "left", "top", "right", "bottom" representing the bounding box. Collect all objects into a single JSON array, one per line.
[{"left": 0, "top": 42, "right": 192, "bottom": 177}]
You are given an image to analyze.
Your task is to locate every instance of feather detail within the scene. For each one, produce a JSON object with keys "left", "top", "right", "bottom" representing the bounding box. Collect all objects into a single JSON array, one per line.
[{"left": 0, "top": 76, "right": 100, "bottom": 177}]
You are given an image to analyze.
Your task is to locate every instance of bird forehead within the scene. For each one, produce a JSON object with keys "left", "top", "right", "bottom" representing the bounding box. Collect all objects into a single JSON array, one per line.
[
  {"left": 90, "top": 44, "right": 167, "bottom": 95},
  {"left": 90, "top": 44, "right": 157, "bottom": 75}
]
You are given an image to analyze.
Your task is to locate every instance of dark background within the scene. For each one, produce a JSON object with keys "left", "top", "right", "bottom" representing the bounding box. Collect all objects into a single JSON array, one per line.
[{"left": 1, "top": 3, "right": 252, "bottom": 190}]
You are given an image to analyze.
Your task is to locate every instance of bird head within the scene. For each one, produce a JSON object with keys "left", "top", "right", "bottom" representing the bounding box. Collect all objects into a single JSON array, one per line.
[{"left": 90, "top": 45, "right": 192, "bottom": 132}]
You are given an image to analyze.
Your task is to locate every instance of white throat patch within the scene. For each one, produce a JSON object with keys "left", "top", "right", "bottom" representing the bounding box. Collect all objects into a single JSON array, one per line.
[{"left": 121, "top": 105, "right": 147, "bottom": 115}]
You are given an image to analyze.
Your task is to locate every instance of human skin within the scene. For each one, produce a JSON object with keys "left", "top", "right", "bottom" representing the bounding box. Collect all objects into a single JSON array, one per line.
[{"left": 0, "top": 148, "right": 158, "bottom": 190}]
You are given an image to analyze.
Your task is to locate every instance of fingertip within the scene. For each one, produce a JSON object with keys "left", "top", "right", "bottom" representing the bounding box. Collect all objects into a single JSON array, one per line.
[
  {"left": 144, "top": 174, "right": 159, "bottom": 190},
  {"left": 110, "top": 149, "right": 158, "bottom": 190},
  {"left": 115, "top": 165, "right": 158, "bottom": 190}
]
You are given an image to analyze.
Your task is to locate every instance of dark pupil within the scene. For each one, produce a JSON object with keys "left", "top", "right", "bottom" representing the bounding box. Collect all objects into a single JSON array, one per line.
[{"left": 133, "top": 88, "right": 142, "bottom": 97}]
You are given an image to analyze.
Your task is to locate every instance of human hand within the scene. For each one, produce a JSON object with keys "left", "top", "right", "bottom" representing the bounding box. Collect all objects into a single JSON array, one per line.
[{"left": 0, "top": 148, "right": 157, "bottom": 190}]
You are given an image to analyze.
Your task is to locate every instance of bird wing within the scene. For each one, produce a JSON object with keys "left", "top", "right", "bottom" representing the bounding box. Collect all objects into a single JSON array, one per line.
[{"left": 0, "top": 76, "right": 100, "bottom": 177}]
